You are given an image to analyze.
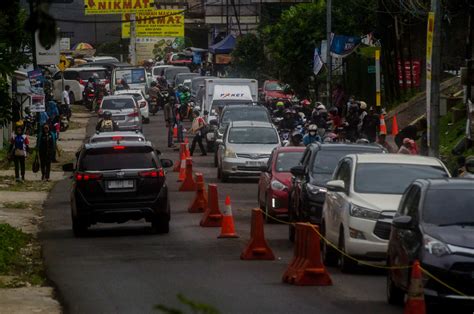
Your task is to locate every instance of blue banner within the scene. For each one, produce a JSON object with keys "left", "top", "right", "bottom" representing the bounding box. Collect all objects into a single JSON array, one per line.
[{"left": 330, "top": 35, "right": 361, "bottom": 57}]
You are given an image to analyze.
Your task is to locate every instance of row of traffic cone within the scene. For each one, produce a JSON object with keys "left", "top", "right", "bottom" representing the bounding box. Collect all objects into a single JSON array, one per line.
[{"left": 380, "top": 114, "right": 399, "bottom": 136}]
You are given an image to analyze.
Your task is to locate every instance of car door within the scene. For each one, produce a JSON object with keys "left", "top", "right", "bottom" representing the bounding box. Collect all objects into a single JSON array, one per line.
[{"left": 293, "top": 149, "right": 312, "bottom": 220}]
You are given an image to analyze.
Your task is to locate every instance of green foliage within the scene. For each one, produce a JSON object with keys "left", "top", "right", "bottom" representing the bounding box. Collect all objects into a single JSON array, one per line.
[
  {"left": 0, "top": 223, "right": 29, "bottom": 274},
  {"left": 155, "top": 294, "right": 220, "bottom": 314},
  {"left": 0, "top": 78, "right": 12, "bottom": 127},
  {"left": 231, "top": 33, "right": 265, "bottom": 79}
]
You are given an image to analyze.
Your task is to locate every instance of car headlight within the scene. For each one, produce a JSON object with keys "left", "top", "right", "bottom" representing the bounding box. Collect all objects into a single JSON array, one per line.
[
  {"left": 224, "top": 148, "right": 236, "bottom": 158},
  {"left": 307, "top": 183, "right": 327, "bottom": 195},
  {"left": 350, "top": 205, "right": 380, "bottom": 220},
  {"left": 424, "top": 234, "right": 451, "bottom": 257},
  {"left": 271, "top": 179, "right": 287, "bottom": 191}
]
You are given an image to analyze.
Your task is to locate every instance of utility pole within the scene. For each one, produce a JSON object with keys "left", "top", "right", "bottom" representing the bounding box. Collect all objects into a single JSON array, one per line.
[
  {"left": 29, "top": 0, "right": 37, "bottom": 68},
  {"left": 326, "top": 0, "right": 332, "bottom": 108},
  {"left": 427, "top": 0, "right": 441, "bottom": 157},
  {"left": 466, "top": 0, "right": 473, "bottom": 102},
  {"left": 130, "top": 13, "right": 137, "bottom": 65}
]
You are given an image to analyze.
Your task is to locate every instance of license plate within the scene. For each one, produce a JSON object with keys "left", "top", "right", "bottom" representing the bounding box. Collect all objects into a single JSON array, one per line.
[
  {"left": 107, "top": 180, "right": 134, "bottom": 189},
  {"left": 246, "top": 161, "right": 265, "bottom": 167}
]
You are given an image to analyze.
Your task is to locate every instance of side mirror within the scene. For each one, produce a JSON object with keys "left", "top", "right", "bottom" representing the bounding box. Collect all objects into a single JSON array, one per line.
[
  {"left": 62, "top": 163, "right": 75, "bottom": 172},
  {"left": 326, "top": 180, "right": 346, "bottom": 193},
  {"left": 161, "top": 159, "right": 173, "bottom": 168},
  {"left": 155, "top": 149, "right": 162, "bottom": 155},
  {"left": 290, "top": 165, "right": 304, "bottom": 177},
  {"left": 392, "top": 216, "right": 414, "bottom": 230}
]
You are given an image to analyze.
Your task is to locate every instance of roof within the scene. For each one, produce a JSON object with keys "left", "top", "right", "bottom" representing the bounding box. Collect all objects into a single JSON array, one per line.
[
  {"left": 102, "top": 95, "right": 135, "bottom": 100},
  {"left": 90, "top": 131, "right": 145, "bottom": 139},
  {"left": 84, "top": 140, "right": 153, "bottom": 150},
  {"left": 222, "top": 104, "right": 264, "bottom": 111},
  {"left": 230, "top": 121, "right": 275, "bottom": 128},
  {"left": 66, "top": 67, "right": 106, "bottom": 72},
  {"left": 354, "top": 153, "right": 444, "bottom": 166},
  {"left": 309, "top": 143, "right": 385, "bottom": 152},
  {"left": 416, "top": 178, "right": 474, "bottom": 190},
  {"left": 114, "top": 89, "right": 143, "bottom": 94},
  {"left": 274, "top": 146, "right": 306, "bottom": 153},
  {"left": 209, "top": 35, "right": 236, "bottom": 54}
]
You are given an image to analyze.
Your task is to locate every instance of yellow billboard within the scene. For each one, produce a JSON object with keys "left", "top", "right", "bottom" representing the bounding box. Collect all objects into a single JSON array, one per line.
[
  {"left": 122, "top": 10, "right": 184, "bottom": 38},
  {"left": 85, "top": 0, "right": 154, "bottom": 15}
]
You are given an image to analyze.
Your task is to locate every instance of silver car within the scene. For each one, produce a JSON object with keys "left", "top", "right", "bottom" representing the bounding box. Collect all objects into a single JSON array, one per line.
[
  {"left": 99, "top": 95, "right": 142, "bottom": 132},
  {"left": 217, "top": 121, "right": 281, "bottom": 182},
  {"left": 89, "top": 131, "right": 146, "bottom": 144}
]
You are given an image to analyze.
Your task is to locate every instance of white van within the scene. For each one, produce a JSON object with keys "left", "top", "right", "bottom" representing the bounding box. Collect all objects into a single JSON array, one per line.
[
  {"left": 111, "top": 67, "right": 149, "bottom": 96},
  {"left": 52, "top": 67, "right": 108, "bottom": 103}
]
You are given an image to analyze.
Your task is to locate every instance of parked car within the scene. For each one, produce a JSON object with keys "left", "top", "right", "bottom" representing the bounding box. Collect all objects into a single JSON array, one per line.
[
  {"left": 217, "top": 121, "right": 281, "bottom": 182},
  {"left": 89, "top": 131, "right": 146, "bottom": 144},
  {"left": 387, "top": 178, "right": 474, "bottom": 308},
  {"left": 52, "top": 67, "right": 108, "bottom": 103},
  {"left": 260, "top": 80, "right": 294, "bottom": 107},
  {"left": 174, "top": 72, "right": 199, "bottom": 87},
  {"left": 99, "top": 95, "right": 142, "bottom": 132},
  {"left": 113, "top": 89, "right": 150, "bottom": 124},
  {"left": 258, "top": 146, "right": 305, "bottom": 221},
  {"left": 289, "top": 143, "right": 386, "bottom": 235},
  {"left": 321, "top": 154, "right": 450, "bottom": 272},
  {"left": 163, "top": 66, "right": 190, "bottom": 88},
  {"left": 63, "top": 140, "right": 173, "bottom": 236}
]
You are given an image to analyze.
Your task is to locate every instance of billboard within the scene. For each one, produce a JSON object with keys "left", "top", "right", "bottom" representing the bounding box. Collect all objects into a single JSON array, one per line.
[
  {"left": 84, "top": 0, "right": 154, "bottom": 14},
  {"left": 122, "top": 10, "right": 184, "bottom": 38},
  {"left": 35, "top": 32, "right": 60, "bottom": 65},
  {"left": 135, "top": 37, "right": 185, "bottom": 64}
]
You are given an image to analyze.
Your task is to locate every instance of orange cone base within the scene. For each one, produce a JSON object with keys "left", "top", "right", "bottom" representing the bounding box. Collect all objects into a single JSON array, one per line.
[
  {"left": 404, "top": 300, "right": 426, "bottom": 314},
  {"left": 240, "top": 209, "right": 275, "bottom": 260},
  {"left": 200, "top": 214, "right": 222, "bottom": 227},
  {"left": 179, "top": 178, "right": 197, "bottom": 191},
  {"left": 218, "top": 233, "right": 239, "bottom": 238}
]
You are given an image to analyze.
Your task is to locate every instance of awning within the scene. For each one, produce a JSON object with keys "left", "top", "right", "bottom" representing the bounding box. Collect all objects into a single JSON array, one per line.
[{"left": 209, "top": 35, "right": 236, "bottom": 54}]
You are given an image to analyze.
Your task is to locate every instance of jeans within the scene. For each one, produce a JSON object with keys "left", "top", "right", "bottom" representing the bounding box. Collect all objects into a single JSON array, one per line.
[
  {"left": 13, "top": 156, "right": 25, "bottom": 180},
  {"left": 190, "top": 133, "right": 206, "bottom": 155},
  {"left": 39, "top": 154, "right": 51, "bottom": 180}
]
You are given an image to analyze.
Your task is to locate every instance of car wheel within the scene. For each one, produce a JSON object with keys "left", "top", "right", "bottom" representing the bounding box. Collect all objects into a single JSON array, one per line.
[
  {"left": 338, "top": 228, "right": 358, "bottom": 273},
  {"left": 321, "top": 221, "right": 338, "bottom": 266},
  {"left": 72, "top": 216, "right": 88, "bottom": 237},
  {"left": 387, "top": 268, "right": 405, "bottom": 305},
  {"left": 151, "top": 213, "right": 170, "bottom": 234}
]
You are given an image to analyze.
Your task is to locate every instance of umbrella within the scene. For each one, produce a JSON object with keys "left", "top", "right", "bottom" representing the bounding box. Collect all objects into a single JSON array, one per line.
[{"left": 72, "top": 42, "right": 94, "bottom": 50}]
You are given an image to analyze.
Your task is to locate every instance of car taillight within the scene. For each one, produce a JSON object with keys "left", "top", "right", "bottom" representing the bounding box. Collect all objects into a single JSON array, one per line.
[
  {"left": 139, "top": 101, "right": 147, "bottom": 108},
  {"left": 139, "top": 169, "right": 164, "bottom": 177},
  {"left": 128, "top": 110, "right": 139, "bottom": 117},
  {"left": 75, "top": 172, "right": 102, "bottom": 181},
  {"left": 113, "top": 145, "right": 126, "bottom": 150},
  {"left": 78, "top": 79, "right": 85, "bottom": 85}
]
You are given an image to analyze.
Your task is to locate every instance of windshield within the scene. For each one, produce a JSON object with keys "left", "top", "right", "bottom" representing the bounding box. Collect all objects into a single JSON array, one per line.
[
  {"left": 423, "top": 189, "right": 474, "bottom": 225},
  {"left": 116, "top": 93, "right": 142, "bottom": 101},
  {"left": 165, "top": 68, "right": 190, "bottom": 80},
  {"left": 115, "top": 68, "right": 146, "bottom": 84},
  {"left": 101, "top": 98, "right": 135, "bottom": 110},
  {"left": 79, "top": 70, "right": 107, "bottom": 80},
  {"left": 221, "top": 109, "right": 269, "bottom": 124},
  {"left": 355, "top": 163, "right": 448, "bottom": 194},
  {"left": 211, "top": 101, "right": 253, "bottom": 115},
  {"left": 153, "top": 67, "right": 167, "bottom": 76},
  {"left": 228, "top": 127, "right": 278, "bottom": 144},
  {"left": 275, "top": 151, "right": 304, "bottom": 172},
  {"left": 176, "top": 73, "right": 198, "bottom": 84},
  {"left": 80, "top": 150, "right": 157, "bottom": 171},
  {"left": 90, "top": 136, "right": 145, "bottom": 143},
  {"left": 266, "top": 82, "right": 284, "bottom": 91}
]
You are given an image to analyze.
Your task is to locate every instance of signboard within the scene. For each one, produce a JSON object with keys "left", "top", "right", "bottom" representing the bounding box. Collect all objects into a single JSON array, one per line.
[
  {"left": 397, "top": 60, "right": 421, "bottom": 88},
  {"left": 27, "top": 70, "right": 44, "bottom": 95},
  {"left": 59, "top": 38, "right": 71, "bottom": 51},
  {"left": 122, "top": 10, "right": 184, "bottom": 38},
  {"left": 35, "top": 32, "right": 60, "bottom": 65},
  {"left": 215, "top": 54, "right": 231, "bottom": 65},
  {"left": 426, "top": 12, "right": 435, "bottom": 145},
  {"left": 135, "top": 37, "right": 184, "bottom": 64},
  {"left": 58, "top": 55, "right": 70, "bottom": 71},
  {"left": 30, "top": 95, "right": 46, "bottom": 112},
  {"left": 84, "top": 0, "right": 154, "bottom": 14},
  {"left": 367, "top": 65, "right": 376, "bottom": 74}
]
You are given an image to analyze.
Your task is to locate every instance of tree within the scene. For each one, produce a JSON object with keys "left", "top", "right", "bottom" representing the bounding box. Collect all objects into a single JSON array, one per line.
[{"left": 231, "top": 33, "right": 266, "bottom": 80}]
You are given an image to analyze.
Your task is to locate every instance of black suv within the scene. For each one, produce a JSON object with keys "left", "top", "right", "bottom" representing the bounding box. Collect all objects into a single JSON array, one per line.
[
  {"left": 289, "top": 143, "right": 385, "bottom": 241},
  {"left": 64, "top": 140, "right": 173, "bottom": 236}
]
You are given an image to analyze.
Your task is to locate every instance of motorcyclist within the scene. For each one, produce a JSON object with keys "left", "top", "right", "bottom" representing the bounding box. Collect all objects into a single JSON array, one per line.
[
  {"left": 285, "top": 131, "right": 304, "bottom": 147},
  {"left": 273, "top": 101, "right": 285, "bottom": 118},
  {"left": 157, "top": 70, "right": 168, "bottom": 90},
  {"left": 148, "top": 81, "right": 160, "bottom": 99},
  {"left": 311, "top": 103, "right": 328, "bottom": 132},
  {"left": 345, "top": 102, "right": 360, "bottom": 142},
  {"left": 279, "top": 109, "right": 297, "bottom": 130},
  {"left": 175, "top": 84, "right": 185, "bottom": 103},
  {"left": 303, "top": 124, "right": 322, "bottom": 146},
  {"left": 96, "top": 111, "right": 119, "bottom": 132}
]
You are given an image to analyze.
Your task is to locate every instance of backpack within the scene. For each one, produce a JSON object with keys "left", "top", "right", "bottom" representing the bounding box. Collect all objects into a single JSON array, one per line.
[
  {"left": 14, "top": 135, "right": 25, "bottom": 150},
  {"left": 101, "top": 119, "right": 114, "bottom": 132}
]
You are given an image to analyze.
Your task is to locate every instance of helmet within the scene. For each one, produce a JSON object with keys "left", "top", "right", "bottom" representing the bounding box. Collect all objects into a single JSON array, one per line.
[
  {"left": 150, "top": 81, "right": 157, "bottom": 87},
  {"left": 284, "top": 109, "right": 292, "bottom": 115},
  {"left": 308, "top": 124, "right": 318, "bottom": 131},
  {"left": 329, "top": 107, "right": 338, "bottom": 115},
  {"left": 359, "top": 101, "right": 367, "bottom": 110},
  {"left": 291, "top": 132, "right": 303, "bottom": 141},
  {"left": 316, "top": 102, "right": 326, "bottom": 110},
  {"left": 103, "top": 111, "right": 112, "bottom": 119},
  {"left": 15, "top": 120, "right": 24, "bottom": 127},
  {"left": 276, "top": 101, "right": 284, "bottom": 108}
]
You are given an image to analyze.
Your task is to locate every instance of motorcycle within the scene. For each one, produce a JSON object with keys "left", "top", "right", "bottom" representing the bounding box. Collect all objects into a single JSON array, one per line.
[
  {"left": 23, "top": 114, "right": 36, "bottom": 136},
  {"left": 149, "top": 96, "right": 159, "bottom": 115},
  {"left": 60, "top": 115, "right": 69, "bottom": 132},
  {"left": 279, "top": 128, "right": 291, "bottom": 146},
  {"left": 59, "top": 103, "right": 72, "bottom": 121},
  {"left": 83, "top": 87, "right": 95, "bottom": 110}
]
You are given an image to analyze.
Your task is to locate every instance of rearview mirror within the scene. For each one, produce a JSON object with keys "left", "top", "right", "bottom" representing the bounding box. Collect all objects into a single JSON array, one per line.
[
  {"left": 326, "top": 180, "right": 346, "bottom": 193},
  {"left": 161, "top": 159, "right": 173, "bottom": 168},
  {"left": 290, "top": 165, "right": 304, "bottom": 177},
  {"left": 392, "top": 216, "right": 414, "bottom": 230},
  {"left": 62, "top": 163, "right": 75, "bottom": 172}
]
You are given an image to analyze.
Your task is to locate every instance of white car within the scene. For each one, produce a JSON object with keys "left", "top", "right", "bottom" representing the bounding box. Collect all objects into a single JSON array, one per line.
[
  {"left": 114, "top": 89, "right": 150, "bottom": 123},
  {"left": 321, "top": 154, "right": 450, "bottom": 272},
  {"left": 52, "top": 67, "right": 108, "bottom": 103}
]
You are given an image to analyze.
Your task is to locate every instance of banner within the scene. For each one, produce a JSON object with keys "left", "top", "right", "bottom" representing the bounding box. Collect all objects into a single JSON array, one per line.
[
  {"left": 135, "top": 37, "right": 184, "bottom": 64},
  {"left": 397, "top": 60, "right": 421, "bottom": 88},
  {"left": 35, "top": 32, "right": 60, "bottom": 65},
  {"left": 84, "top": 0, "right": 153, "bottom": 14},
  {"left": 330, "top": 35, "right": 361, "bottom": 58},
  {"left": 27, "top": 70, "right": 44, "bottom": 95},
  {"left": 313, "top": 48, "right": 323, "bottom": 75},
  {"left": 122, "top": 10, "right": 184, "bottom": 37}
]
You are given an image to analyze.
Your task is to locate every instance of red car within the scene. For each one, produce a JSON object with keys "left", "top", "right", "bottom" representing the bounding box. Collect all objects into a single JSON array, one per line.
[
  {"left": 260, "top": 80, "right": 293, "bottom": 107},
  {"left": 167, "top": 53, "right": 192, "bottom": 66},
  {"left": 258, "top": 146, "right": 305, "bottom": 221}
]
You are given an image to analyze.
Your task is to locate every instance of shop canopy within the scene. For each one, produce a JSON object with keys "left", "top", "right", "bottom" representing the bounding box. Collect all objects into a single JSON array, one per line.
[{"left": 209, "top": 35, "right": 236, "bottom": 54}]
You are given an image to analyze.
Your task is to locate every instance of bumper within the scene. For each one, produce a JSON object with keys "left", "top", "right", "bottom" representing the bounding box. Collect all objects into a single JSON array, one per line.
[
  {"left": 268, "top": 190, "right": 289, "bottom": 216},
  {"left": 345, "top": 216, "right": 388, "bottom": 260},
  {"left": 140, "top": 107, "right": 149, "bottom": 119},
  {"left": 222, "top": 157, "right": 268, "bottom": 177}
]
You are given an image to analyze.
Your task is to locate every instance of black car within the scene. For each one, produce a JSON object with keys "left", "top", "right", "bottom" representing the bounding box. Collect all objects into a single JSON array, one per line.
[
  {"left": 288, "top": 143, "right": 385, "bottom": 241},
  {"left": 63, "top": 140, "right": 173, "bottom": 237},
  {"left": 387, "top": 178, "right": 474, "bottom": 309}
]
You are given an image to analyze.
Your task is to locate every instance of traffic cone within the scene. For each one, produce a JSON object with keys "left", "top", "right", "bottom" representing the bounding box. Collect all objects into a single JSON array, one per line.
[
  {"left": 404, "top": 260, "right": 426, "bottom": 314},
  {"left": 188, "top": 173, "right": 207, "bottom": 213},
  {"left": 392, "top": 115, "right": 399, "bottom": 136},
  {"left": 240, "top": 208, "right": 275, "bottom": 260},
  {"left": 200, "top": 184, "right": 223, "bottom": 227},
  {"left": 177, "top": 155, "right": 187, "bottom": 182},
  {"left": 218, "top": 196, "right": 239, "bottom": 238},
  {"left": 173, "top": 143, "right": 186, "bottom": 172},
  {"left": 184, "top": 137, "right": 191, "bottom": 158},
  {"left": 173, "top": 124, "right": 178, "bottom": 140},
  {"left": 379, "top": 114, "right": 387, "bottom": 135},
  {"left": 179, "top": 158, "right": 197, "bottom": 191}
]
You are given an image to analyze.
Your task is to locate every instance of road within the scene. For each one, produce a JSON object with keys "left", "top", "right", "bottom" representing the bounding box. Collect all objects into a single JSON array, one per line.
[{"left": 40, "top": 111, "right": 402, "bottom": 314}]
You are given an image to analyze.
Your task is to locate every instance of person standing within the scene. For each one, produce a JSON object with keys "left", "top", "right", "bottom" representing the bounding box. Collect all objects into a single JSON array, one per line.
[
  {"left": 9, "top": 125, "right": 29, "bottom": 182},
  {"left": 62, "top": 85, "right": 71, "bottom": 107},
  {"left": 38, "top": 124, "right": 54, "bottom": 181},
  {"left": 189, "top": 110, "right": 207, "bottom": 156}
]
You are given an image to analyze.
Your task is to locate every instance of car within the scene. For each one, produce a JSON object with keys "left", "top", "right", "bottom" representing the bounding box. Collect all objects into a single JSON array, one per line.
[
  {"left": 163, "top": 66, "right": 190, "bottom": 88},
  {"left": 151, "top": 65, "right": 174, "bottom": 82},
  {"left": 387, "top": 178, "right": 474, "bottom": 308},
  {"left": 113, "top": 89, "right": 150, "bottom": 124},
  {"left": 84, "top": 56, "right": 119, "bottom": 63},
  {"left": 167, "top": 52, "right": 192, "bottom": 66},
  {"left": 52, "top": 67, "right": 108, "bottom": 103},
  {"left": 289, "top": 143, "right": 386, "bottom": 235},
  {"left": 78, "top": 62, "right": 131, "bottom": 78},
  {"left": 63, "top": 140, "right": 174, "bottom": 236},
  {"left": 216, "top": 121, "right": 281, "bottom": 182},
  {"left": 99, "top": 95, "right": 142, "bottom": 132},
  {"left": 174, "top": 72, "right": 199, "bottom": 87},
  {"left": 260, "top": 80, "right": 293, "bottom": 107},
  {"left": 321, "top": 154, "right": 451, "bottom": 272},
  {"left": 211, "top": 105, "right": 272, "bottom": 166},
  {"left": 111, "top": 66, "right": 149, "bottom": 95},
  {"left": 88, "top": 131, "right": 146, "bottom": 144},
  {"left": 258, "top": 146, "right": 305, "bottom": 222}
]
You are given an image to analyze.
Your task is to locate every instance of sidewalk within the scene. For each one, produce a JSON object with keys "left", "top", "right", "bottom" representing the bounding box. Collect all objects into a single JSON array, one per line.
[{"left": 0, "top": 171, "right": 65, "bottom": 181}]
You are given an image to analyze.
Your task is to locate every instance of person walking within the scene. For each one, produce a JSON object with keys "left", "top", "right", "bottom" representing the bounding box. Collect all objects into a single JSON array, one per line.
[
  {"left": 9, "top": 125, "right": 29, "bottom": 182},
  {"left": 62, "top": 85, "right": 71, "bottom": 108},
  {"left": 398, "top": 138, "right": 415, "bottom": 154},
  {"left": 38, "top": 124, "right": 55, "bottom": 181},
  {"left": 189, "top": 110, "right": 207, "bottom": 156}
]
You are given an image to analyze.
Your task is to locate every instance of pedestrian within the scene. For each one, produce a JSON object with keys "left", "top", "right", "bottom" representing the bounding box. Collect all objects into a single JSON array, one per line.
[
  {"left": 189, "top": 110, "right": 207, "bottom": 156},
  {"left": 9, "top": 124, "right": 29, "bottom": 182},
  {"left": 361, "top": 106, "right": 379, "bottom": 143},
  {"left": 303, "top": 124, "right": 322, "bottom": 145},
  {"left": 394, "top": 122, "right": 418, "bottom": 148},
  {"left": 62, "top": 85, "right": 71, "bottom": 107},
  {"left": 398, "top": 138, "right": 415, "bottom": 154},
  {"left": 376, "top": 133, "right": 396, "bottom": 153},
  {"left": 38, "top": 124, "right": 54, "bottom": 181},
  {"left": 328, "top": 107, "right": 342, "bottom": 132}
]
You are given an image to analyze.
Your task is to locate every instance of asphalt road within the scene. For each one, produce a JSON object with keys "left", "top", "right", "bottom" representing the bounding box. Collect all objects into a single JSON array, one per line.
[{"left": 40, "top": 111, "right": 403, "bottom": 314}]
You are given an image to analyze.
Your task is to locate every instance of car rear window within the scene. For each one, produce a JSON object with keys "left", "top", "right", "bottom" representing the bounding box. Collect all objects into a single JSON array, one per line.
[
  {"left": 115, "top": 68, "right": 146, "bottom": 84},
  {"left": 228, "top": 127, "right": 278, "bottom": 144},
  {"left": 63, "top": 71, "right": 79, "bottom": 80},
  {"left": 79, "top": 148, "right": 157, "bottom": 171},
  {"left": 222, "top": 109, "right": 269, "bottom": 124},
  {"left": 101, "top": 98, "right": 135, "bottom": 110},
  {"left": 90, "top": 136, "right": 145, "bottom": 143},
  {"left": 117, "top": 93, "right": 142, "bottom": 101},
  {"left": 275, "top": 151, "right": 304, "bottom": 172},
  {"left": 78, "top": 70, "right": 107, "bottom": 80}
]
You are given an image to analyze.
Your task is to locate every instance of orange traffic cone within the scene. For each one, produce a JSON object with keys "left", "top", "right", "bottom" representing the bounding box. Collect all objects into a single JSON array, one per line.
[
  {"left": 188, "top": 173, "right": 207, "bottom": 213},
  {"left": 218, "top": 196, "right": 239, "bottom": 238},
  {"left": 179, "top": 158, "right": 197, "bottom": 191},
  {"left": 392, "top": 115, "right": 399, "bottom": 136},
  {"left": 173, "top": 124, "right": 178, "bottom": 140},
  {"left": 379, "top": 114, "right": 387, "bottom": 135},
  {"left": 177, "top": 155, "right": 187, "bottom": 182},
  {"left": 200, "top": 184, "right": 223, "bottom": 227},
  {"left": 184, "top": 137, "right": 191, "bottom": 158},
  {"left": 240, "top": 208, "right": 275, "bottom": 260},
  {"left": 404, "top": 260, "right": 426, "bottom": 314},
  {"left": 173, "top": 143, "right": 186, "bottom": 172}
]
